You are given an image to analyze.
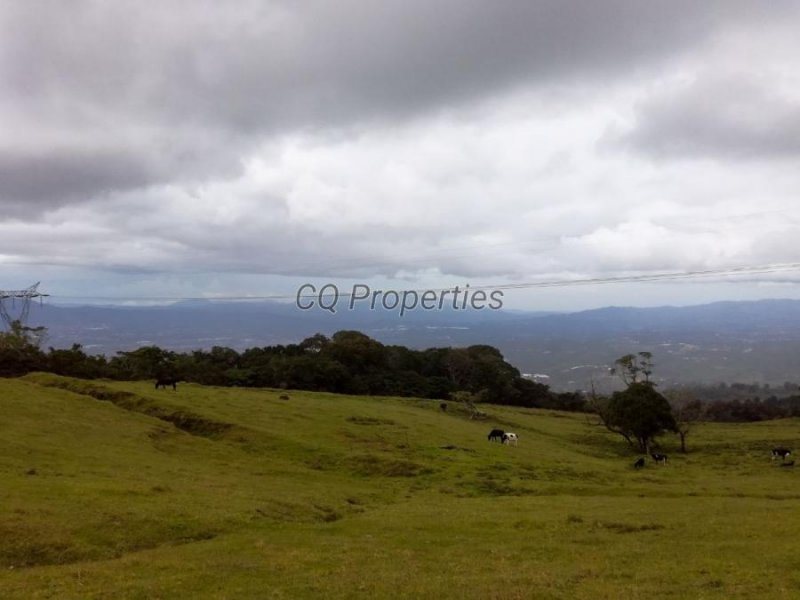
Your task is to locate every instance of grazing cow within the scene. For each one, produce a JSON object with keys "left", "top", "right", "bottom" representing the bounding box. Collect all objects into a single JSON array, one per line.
[
  {"left": 772, "top": 448, "right": 792, "bottom": 461},
  {"left": 155, "top": 377, "right": 178, "bottom": 390},
  {"left": 487, "top": 429, "right": 505, "bottom": 442},
  {"left": 440, "top": 402, "right": 448, "bottom": 412},
  {"left": 651, "top": 452, "right": 668, "bottom": 464},
  {"left": 502, "top": 432, "right": 518, "bottom": 447},
  {"left": 633, "top": 457, "right": 645, "bottom": 469}
]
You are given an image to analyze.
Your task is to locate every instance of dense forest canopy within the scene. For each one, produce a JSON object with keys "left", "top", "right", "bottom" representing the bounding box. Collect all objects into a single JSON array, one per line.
[{"left": 0, "top": 324, "right": 581, "bottom": 411}]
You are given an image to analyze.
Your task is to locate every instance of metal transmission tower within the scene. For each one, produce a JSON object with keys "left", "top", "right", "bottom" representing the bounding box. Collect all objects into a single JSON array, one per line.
[{"left": 0, "top": 282, "right": 49, "bottom": 329}]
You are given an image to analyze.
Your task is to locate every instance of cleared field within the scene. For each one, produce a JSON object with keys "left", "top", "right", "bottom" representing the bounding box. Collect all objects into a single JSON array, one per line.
[{"left": 1, "top": 373, "right": 799, "bottom": 598}]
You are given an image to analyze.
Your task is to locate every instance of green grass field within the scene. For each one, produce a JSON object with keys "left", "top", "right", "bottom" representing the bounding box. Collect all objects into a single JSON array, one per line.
[{"left": 2, "top": 373, "right": 799, "bottom": 598}]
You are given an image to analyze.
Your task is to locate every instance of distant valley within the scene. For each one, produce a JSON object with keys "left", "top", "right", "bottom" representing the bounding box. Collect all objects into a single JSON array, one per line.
[{"left": 23, "top": 298, "right": 800, "bottom": 392}]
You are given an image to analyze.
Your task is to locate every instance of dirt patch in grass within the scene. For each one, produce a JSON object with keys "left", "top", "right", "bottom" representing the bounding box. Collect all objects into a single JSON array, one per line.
[
  {"left": 0, "top": 523, "right": 81, "bottom": 568},
  {"left": 439, "top": 445, "right": 477, "bottom": 453},
  {"left": 591, "top": 520, "right": 665, "bottom": 534},
  {"left": 346, "top": 416, "right": 398, "bottom": 426},
  {"left": 540, "top": 465, "right": 610, "bottom": 484},
  {"left": 305, "top": 454, "right": 342, "bottom": 471},
  {"left": 348, "top": 454, "right": 433, "bottom": 477},
  {"left": 0, "top": 519, "right": 219, "bottom": 569},
  {"left": 159, "top": 411, "right": 232, "bottom": 437},
  {"left": 566, "top": 514, "right": 585, "bottom": 524},
  {"left": 763, "top": 493, "right": 800, "bottom": 500},
  {"left": 253, "top": 500, "right": 344, "bottom": 524},
  {"left": 312, "top": 503, "right": 343, "bottom": 523},
  {"left": 456, "top": 472, "right": 536, "bottom": 497},
  {"left": 474, "top": 479, "right": 530, "bottom": 496}
]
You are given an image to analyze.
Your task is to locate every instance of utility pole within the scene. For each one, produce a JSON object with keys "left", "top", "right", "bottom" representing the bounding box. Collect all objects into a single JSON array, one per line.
[{"left": 0, "top": 282, "right": 49, "bottom": 330}]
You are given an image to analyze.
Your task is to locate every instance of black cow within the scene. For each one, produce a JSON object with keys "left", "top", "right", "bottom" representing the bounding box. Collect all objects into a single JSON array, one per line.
[
  {"left": 155, "top": 377, "right": 178, "bottom": 390},
  {"left": 633, "top": 457, "right": 645, "bottom": 469},
  {"left": 651, "top": 453, "right": 668, "bottom": 464},
  {"left": 487, "top": 429, "right": 505, "bottom": 442},
  {"left": 772, "top": 448, "right": 791, "bottom": 461}
]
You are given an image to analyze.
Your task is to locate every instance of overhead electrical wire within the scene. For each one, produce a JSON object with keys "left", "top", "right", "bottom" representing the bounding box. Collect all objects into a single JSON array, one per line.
[{"left": 49, "top": 261, "right": 800, "bottom": 302}]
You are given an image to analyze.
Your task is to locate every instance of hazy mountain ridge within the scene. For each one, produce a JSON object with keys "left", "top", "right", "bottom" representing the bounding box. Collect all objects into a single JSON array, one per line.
[{"left": 22, "top": 298, "right": 800, "bottom": 391}]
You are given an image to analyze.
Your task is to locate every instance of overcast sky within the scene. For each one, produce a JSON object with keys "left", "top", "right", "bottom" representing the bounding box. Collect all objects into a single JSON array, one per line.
[{"left": 2, "top": 1, "right": 800, "bottom": 311}]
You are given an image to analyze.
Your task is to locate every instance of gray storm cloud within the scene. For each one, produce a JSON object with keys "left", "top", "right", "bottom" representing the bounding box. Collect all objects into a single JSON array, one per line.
[
  {"left": 1, "top": 1, "right": 799, "bottom": 299},
  {"left": 0, "top": 1, "right": 772, "bottom": 204},
  {"left": 619, "top": 75, "right": 800, "bottom": 161}
]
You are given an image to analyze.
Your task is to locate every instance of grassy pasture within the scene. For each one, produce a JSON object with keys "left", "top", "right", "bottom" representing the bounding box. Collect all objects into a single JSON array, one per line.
[{"left": 1, "top": 373, "right": 799, "bottom": 598}]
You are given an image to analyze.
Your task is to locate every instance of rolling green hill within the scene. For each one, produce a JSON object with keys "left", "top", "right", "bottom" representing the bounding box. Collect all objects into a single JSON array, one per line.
[{"left": 2, "top": 374, "right": 799, "bottom": 598}]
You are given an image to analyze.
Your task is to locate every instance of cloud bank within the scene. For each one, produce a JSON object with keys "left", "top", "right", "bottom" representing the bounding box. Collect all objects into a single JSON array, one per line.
[{"left": 1, "top": 1, "right": 799, "bottom": 306}]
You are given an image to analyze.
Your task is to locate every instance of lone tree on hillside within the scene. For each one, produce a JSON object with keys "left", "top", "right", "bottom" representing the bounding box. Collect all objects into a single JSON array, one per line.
[
  {"left": 591, "top": 353, "right": 677, "bottom": 453},
  {"left": 605, "top": 382, "right": 677, "bottom": 453}
]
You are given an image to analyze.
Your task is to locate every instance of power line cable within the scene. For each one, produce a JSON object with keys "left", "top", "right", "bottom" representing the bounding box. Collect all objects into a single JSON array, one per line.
[{"left": 49, "top": 261, "right": 800, "bottom": 302}]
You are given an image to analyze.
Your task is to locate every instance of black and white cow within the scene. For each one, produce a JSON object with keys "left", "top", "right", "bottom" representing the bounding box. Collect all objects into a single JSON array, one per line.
[
  {"left": 487, "top": 429, "right": 505, "bottom": 442},
  {"left": 772, "top": 448, "right": 792, "bottom": 461},
  {"left": 633, "top": 457, "right": 645, "bottom": 469},
  {"left": 502, "top": 432, "right": 518, "bottom": 447},
  {"left": 651, "top": 452, "right": 668, "bottom": 464}
]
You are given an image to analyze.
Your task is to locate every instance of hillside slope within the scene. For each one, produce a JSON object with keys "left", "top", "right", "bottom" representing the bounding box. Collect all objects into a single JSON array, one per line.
[{"left": 1, "top": 375, "right": 800, "bottom": 598}]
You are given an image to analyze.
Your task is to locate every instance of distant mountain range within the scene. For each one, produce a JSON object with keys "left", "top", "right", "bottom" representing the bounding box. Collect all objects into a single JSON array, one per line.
[{"left": 19, "top": 298, "right": 800, "bottom": 391}]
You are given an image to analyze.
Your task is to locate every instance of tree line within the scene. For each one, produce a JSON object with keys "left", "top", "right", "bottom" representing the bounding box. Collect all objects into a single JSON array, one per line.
[
  {"left": 668, "top": 381, "right": 800, "bottom": 421},
  {"left": 4, "top": 321, "right": 799, "bottom": 426},
  {"left": 0, "top": 322, "right": 583, "bottom": 410}
]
